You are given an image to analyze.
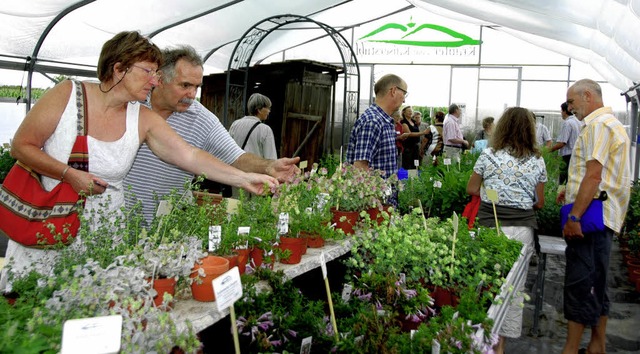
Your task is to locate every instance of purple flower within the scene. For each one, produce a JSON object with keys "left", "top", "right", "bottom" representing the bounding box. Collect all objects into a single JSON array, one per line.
[{"left": 288, "top": 329, "right": 298, "bottom": 338}]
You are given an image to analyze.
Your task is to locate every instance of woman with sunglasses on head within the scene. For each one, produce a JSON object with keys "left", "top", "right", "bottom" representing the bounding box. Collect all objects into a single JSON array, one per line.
[{"left": 2, "top": 31, "right": 276, "bottom": 289}]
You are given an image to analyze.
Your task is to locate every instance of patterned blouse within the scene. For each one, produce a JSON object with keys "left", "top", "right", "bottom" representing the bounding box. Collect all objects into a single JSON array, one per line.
[{"left": 473, "top": 148, "right": 547, "bottom": 210}]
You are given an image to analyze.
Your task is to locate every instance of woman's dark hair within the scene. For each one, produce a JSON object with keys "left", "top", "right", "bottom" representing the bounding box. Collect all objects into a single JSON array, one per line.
[
  {"left": 97, "top": 31, "right": 163, "bottom": 82},
  {"left": 434, "top": 111, "right": 445, "bottom": 123},
  {"left": 491, "top": 107, "right": 539, "bottom": 159}
]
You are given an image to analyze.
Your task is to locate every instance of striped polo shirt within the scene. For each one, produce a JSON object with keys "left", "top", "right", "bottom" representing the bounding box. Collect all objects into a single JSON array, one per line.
[{"left": 565, "top": 106, "right": 630, "bottom": 233}]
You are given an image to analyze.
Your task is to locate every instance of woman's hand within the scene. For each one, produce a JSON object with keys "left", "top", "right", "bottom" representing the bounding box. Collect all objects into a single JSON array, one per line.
[
  {"left": 239, "top": 173, "right": 279, "bottom": 195},
  {"left": 64, "top": 168, "right": 109, "bottom": 196}
]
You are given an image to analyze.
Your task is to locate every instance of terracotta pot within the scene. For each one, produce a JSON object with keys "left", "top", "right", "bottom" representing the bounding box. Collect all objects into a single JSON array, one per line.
[
  {"left": 222, "top": 254, "right": 239, "bottom": 271},
  {"left": 234, "top": 248, "right": 250, "bottom": 275},
  {"left": 623, "top": 253, "right": 640, "bottom": 264},
  {"left": 190, "top": 256, "right": 229, "bottom": 302},
  {"left": 366, "top": 205, "right": 391, "bottom": 225},
  {"left": 250, "top": 247, "right": 275, "bottom": 269},
  {"left": 300, "top": 230, "right": 324, "bottom": 249},
  {"left": 278, "top": 236, "right": 306, "bottom": 264},
  {"left": 192, "top": 191, "right": 223, "bottom": 206},
  {"left": 150, "top": 277, "right": 177, "bottom": 308},
  {"left": 331, "top": 208, "right": 359, "bottom": 235},
  {"left": 626, "top": 259, "right": 640, "bottom": 276},
  {"left": 431, "top": 286, "right": 460, "bottom": 309},
  {"left": 629, "top": 269, "right": 640, "bottom": 285}
]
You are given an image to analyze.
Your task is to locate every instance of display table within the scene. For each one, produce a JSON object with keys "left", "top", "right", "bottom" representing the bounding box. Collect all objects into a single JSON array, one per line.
[
  {"left": 486, "top": 243, "right": 532, "bottom": 334},
  {"left": 171, "top": 238, "right": 353, "bottom": 333},
  {"left": 530, "top": 235, "right": 566, "bottom": 336}
]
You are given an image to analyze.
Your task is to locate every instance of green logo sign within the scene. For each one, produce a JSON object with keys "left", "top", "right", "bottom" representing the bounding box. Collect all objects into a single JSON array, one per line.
[{"left": 359, "top": 18, "right": 481, "bottom": 48}]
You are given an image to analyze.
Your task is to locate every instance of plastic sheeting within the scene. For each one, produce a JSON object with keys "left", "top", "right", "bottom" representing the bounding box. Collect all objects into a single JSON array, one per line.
[
  {"left": 409, "top": 0, "right": 640, "bottom": 91},
  {"left": 0, "top": 0, "right": 639, "bottom": 91}
]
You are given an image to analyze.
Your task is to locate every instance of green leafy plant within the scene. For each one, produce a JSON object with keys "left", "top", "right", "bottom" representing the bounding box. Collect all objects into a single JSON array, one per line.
[{"left": 0, "top": 144, "right": 16, "bottom": 182}]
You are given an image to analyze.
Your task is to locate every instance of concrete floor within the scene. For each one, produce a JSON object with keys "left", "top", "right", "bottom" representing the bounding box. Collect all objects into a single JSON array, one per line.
[{"left": 505, "top": 240, "right": 640, "bottom": 353}]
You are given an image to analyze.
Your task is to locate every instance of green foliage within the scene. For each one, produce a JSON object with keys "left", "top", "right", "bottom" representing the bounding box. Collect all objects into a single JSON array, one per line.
[
  {"left": 0, "top": 145, "right": 16, "bottom": 182},
  {"left": 318, "top": 152, "right": 341, "bottom": 178},
  {"left": 398, "top": 152, "right": 478, "bottom": 218},
  {"left": 0, "top": 85, "right": 49, "bottom": 100},
  {"left": 536, "top": 150, "right": 565, "bottom": 236}
]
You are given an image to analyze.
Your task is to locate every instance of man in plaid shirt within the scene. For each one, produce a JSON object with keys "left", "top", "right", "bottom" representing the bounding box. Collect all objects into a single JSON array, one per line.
[{"left": 346, "top": 74, "right": 408, "bottom": 179}]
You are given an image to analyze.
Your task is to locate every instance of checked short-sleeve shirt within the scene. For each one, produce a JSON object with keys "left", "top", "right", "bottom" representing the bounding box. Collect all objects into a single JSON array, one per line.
[{"left": 346, "top": 104, "right": 397, "bottom": 178}]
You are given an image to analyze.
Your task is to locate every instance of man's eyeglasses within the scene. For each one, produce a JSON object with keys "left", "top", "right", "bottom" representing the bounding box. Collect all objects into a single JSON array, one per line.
[
  {"left": 130, "top": 64, "right": 161, "bottom": 79},
  {"left": 395, "top": 86, "right": 409, "bottom": 98}
]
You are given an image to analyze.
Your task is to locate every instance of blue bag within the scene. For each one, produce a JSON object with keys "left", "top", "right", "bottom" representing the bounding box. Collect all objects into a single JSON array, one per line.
[{"left": 560, "top": 199, "right": 605, "bottom": 233}]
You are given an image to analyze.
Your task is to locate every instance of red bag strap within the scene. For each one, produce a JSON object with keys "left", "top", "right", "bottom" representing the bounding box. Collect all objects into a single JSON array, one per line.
[{"left": 67, "top": 80, "right": 89, "bottom": 172}]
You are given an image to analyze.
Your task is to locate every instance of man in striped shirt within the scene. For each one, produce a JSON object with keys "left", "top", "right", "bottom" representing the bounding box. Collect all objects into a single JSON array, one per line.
[
  {"left": 561, "top": 79, "right": 630, "bottom": 354},
  {"left": 124, "top": 46, "right": 299, "bottom": 223}
]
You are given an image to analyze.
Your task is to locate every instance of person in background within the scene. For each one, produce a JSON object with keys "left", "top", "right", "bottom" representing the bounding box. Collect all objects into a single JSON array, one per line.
[
  {"left": 422, "top": 110, "right": 444, "bottom": 164},
  {"left": 230, "top": 93, "right": 278, "bottom": 160},
  {"left": 535, "top": 115, "right": 552, "bottom": 148},
  {"left": 125, "top": 46, "right": 299, "bottom": 223},
  {"left": 1, "top": 31, "right": 277, "bottom": 291},
  {"left": 549, "top": 101, "right": 583, "bottom": 185},
  {"left": 400, "top": 106, "right": 428, "bottom": 170},
  {"left": 392, "top": 110, "right": 409, "bottom": 170},
  {"left": 442, "top": 103, "right": 469, "bottom": 159},
  {"left": 473, "top": 116, "right": 494, "bottom": 152},
  {"left": 346, "top": 73, "right": 407, "bottom": 180},
  {"left": 560, "top": 79, "right": 630, "bottom": 354},
  {"left": 467, "top": 107, "right": 546, "bottom": 354}
]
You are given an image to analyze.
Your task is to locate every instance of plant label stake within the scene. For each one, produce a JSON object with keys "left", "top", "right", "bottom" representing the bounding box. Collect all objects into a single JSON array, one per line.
[
  {"left": 485, "top": 188, "right": 500, "bottom": 237},
  {"left": 414, "top": 159, "right": 419, "bottom": 168},
  {"left": 299, "top": 160, "right": 308, "bottom": 174},
  {"left": 61, "top": 315, "right": 122, "bottom": 354},
  {"left": 450, "top": 212, "right": 459, "bottom": 277},
  {"left": 278, "top": 212, "right": 289, "bottom": 237},
  {"left": 213, "top": 266, "right": 243, "bottom": 354},
  {"left": 237, "top": 227, "right": 250, "bottom": 249},
  {"left": 320, "top": 252, "right": 339, "bottom": 342},
  {"left": 417, "top": 200, "right": 428, "bottom": 229},
  {"left": 208, "top": 225, "right": 221, "bottom": 253},
  {"left": 300, "top": 336, "right": 312, "bottom": 354},
  {"left": 443, "top": 158, "right": 451, "bottom": 172}
]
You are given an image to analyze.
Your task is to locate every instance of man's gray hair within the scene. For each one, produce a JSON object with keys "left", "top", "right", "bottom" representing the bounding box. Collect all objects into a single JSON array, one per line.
[
  {"left": 160, "top": 45, "right": 203, "bottom": 83},
  {"left": 248, "top": 93, "right": 272, "bottom": 115},
  {"left": 572, "top": 79, "right": 602, "bottom": 98}
]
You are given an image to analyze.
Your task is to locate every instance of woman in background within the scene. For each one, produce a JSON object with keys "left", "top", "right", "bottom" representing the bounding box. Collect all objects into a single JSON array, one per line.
[
  {"left": 466, "top": 107, "right": 547, "bottom": 354},
  {"left": 230, "top": 93, "right": 278, "bottom": 160}
]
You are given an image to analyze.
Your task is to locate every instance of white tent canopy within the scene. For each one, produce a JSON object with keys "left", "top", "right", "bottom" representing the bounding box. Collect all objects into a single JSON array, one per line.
[{"left": 1, "top": 0, "right": 639, "bottom": 93}]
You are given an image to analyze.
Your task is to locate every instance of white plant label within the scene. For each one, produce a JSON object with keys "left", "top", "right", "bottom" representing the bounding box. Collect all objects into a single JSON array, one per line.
[
  {"left": 443, "top": 158, "right": 452, "bottom": 166},
  {"left": 414, "top": 159, "right": 419, "bottom": 167},
  {"left": 341, "top": 283, "right": 353, "bottom": 302},
  {"left": 213, "top": 266, "right": 243, "bottom": 312},
  {"left": 432, "top": 339, "right": 441, "bottom": 354},
  {"left": 278, "top": 212, "right": 289, "bottom": 235},
  {"left": 237, "top": 227, "right": 250, "bottom": 249},
  {"left": 316, "top": 193, "right": 330, "bottom": 211},
  {"left": 452, "top": 212, "right": 459, "bottom": 236},
  {"left": 155, "top": 200, "right": 172, "bottom": 217},
  {"left": 61, "top": 315, "right": 122, "bottom": 354},
  {"left": 485, "top": 188, "right": 499, "bottom": 203},
  {"left": 299, "top": 160, "right": 308, "bottom": 170},
  {"left": 320, "top": 252, "right": 328, "bottom": 279},
  {"left": 299, "top": 336, "right": 312, "bottom": 354},
  {"left": 208, "top": 225, "right": 221, "bottom": 252}
]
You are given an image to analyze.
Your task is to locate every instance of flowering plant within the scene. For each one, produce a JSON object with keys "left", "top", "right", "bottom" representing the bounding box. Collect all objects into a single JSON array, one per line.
[{"left": 320, "top": 164, "right": 395, "bottom": 212}]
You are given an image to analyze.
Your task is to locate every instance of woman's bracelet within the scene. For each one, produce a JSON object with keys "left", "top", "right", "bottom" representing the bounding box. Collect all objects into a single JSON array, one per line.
[{"left": 61, "top": 166, "right": 71, "bottom": 181}]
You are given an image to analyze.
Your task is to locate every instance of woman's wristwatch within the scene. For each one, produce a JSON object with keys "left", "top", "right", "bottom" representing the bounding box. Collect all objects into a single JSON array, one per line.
[{"left": 569, "top": 214, "right": 581, "bottom": 222}]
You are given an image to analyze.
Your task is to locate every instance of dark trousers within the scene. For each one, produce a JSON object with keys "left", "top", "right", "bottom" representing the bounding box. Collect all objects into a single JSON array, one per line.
[{"left": 559, "top": 154, "right": 571, "bottom": 185}]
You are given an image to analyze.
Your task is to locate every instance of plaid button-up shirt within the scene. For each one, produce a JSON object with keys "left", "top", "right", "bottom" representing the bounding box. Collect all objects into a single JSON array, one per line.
[{"left": 346, "top": 104, "right": 397, "bottom": 178}]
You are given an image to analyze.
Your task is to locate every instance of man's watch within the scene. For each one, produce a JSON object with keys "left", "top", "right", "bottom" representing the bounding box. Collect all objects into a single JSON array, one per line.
[{"left": 569, "top": 214, "right": 581, "bottom": 222}]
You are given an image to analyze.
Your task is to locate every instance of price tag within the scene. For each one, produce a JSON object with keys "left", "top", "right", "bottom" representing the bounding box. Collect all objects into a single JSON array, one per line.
[
  {"left": 155, "top": 200, "right": 172, "bottom": 217},
  {"left": 485, "top": 188, "right": 499, "bottom": 203},
  {"left": 278, "top": 212, "right": 289, "bottom": 235},
  {"left": 320, "top": 252, "right": 328, "bottom": 279},
  {"left": 299, "top": 336, "right": 312, "bottom": 354},
  {"left": 208, "top": 225, "right": 221, "bottom": 252},
  {"left": 213, "top": 267, "right": 243, "bottom": 312},
  {"left": 299, "top": 160, "right": 308, "bottom": 170},
  {"left": 443, "top": 158, "right": 451, "bottom": 166},
  {"left": 61, "top": 315, "right": 122, "bottom": 354}
]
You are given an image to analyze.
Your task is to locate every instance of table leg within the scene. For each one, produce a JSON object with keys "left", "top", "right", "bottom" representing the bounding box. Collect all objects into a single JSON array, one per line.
[{"left": 531, "top": 252, "right": 548, "bottom": 336}]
